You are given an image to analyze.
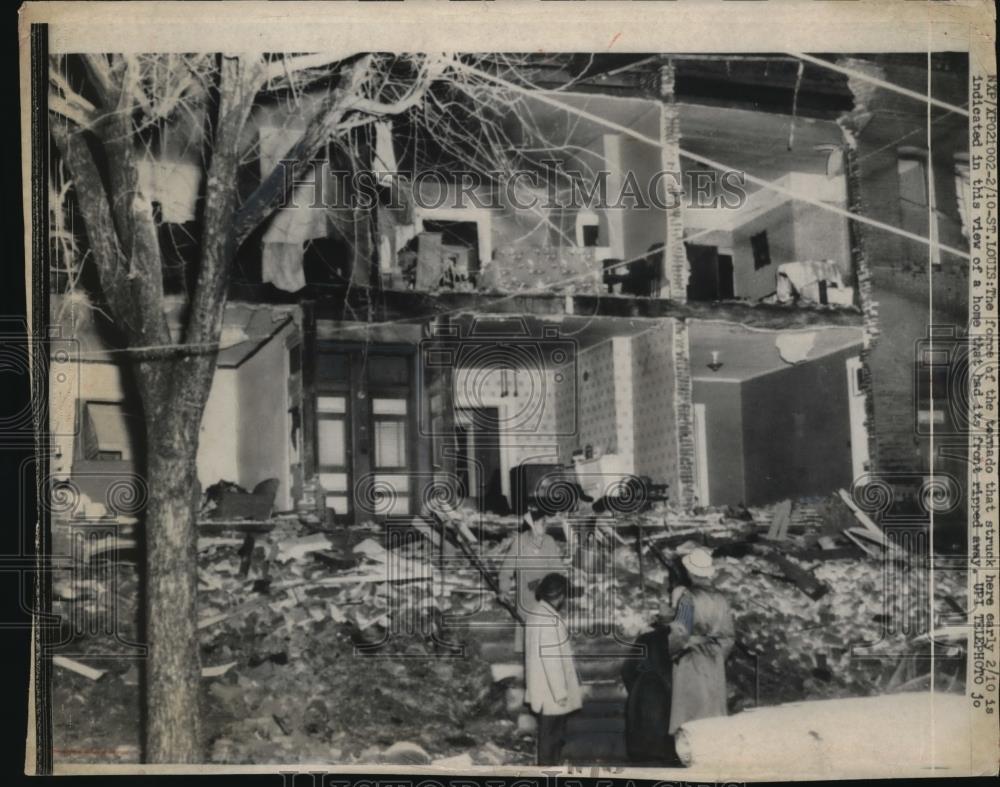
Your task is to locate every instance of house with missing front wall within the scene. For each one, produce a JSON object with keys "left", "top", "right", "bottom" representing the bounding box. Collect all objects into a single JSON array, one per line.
[{"left": 48, "top": 53, "right": 969, "bottom": 532}]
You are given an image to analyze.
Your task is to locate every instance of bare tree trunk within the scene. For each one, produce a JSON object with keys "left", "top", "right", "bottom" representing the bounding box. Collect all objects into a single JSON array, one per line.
[{"left": 141, "top": 385, "right": 205, "bottom": 763}]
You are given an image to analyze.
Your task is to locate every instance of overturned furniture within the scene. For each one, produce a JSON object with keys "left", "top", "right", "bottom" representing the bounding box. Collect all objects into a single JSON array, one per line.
[{"left": 204, "top": 478, "right": 280, "bottom": 521}]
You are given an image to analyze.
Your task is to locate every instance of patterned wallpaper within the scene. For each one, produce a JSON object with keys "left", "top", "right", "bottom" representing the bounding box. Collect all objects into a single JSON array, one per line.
[
  {"left": 452, "top": 366, "right": 561, "bottom": 469},
  {"left": 451, "top": 325, "right": 681, "bottom": 495},
  {"left": 612, "top": 337, "right": 635, "bottom": 474},
  {"left": 560, "top": 340, "right": 620, "bottom": 461},
  {"left": 630, "top": 321, "right": 680, "bottom": 489}
]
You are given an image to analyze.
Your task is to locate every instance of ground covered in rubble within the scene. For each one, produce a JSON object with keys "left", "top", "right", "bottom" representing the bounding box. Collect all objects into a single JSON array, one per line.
[
  {"left": 52, "top": 521, "right": 535, "bottom": 766},
  {"left": 51, "top": 494, "right": 967, "bottom": 765}
]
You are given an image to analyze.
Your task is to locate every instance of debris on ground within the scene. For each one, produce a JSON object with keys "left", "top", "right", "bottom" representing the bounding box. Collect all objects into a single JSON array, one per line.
[{"left": 51, "top": 490, "right": 966, "bottom": 765}]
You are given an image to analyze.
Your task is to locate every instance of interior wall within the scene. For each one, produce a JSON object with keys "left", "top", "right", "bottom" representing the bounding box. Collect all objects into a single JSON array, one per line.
[
  {"left": 616, "top": 137, "right": 668, "bottom": 265},
  {"left": 691, "top": 378, "right": 745, "bottom": 505},
  {"left": 51, "top": 358, "right": 241, "bottom": 493},
  {"left": 235, "top": 325, "right": 293, "bottom": 510},
  {"left": 561, "top": 340, "right": 619, "bottom": 460},
  {"left": 730, "top": 201, "right": 797, "bottom": 300},
  {"left": 725, "top": 180, "right": 851, "bottom": 301},
  {"left": 452, "top": 366, "right": 562, "bottom": 473},
  {"left": 199, "top": 370, "right": 242, "bottom": 489},
  {"left": 792, "top": 202, "right": 852, "bottom": 283},
  {"left": 630, "top": 322, "right": 680, "bottom": 490},
  {"left": 740, "top": 346, "right": 858, "bottom": 505}
]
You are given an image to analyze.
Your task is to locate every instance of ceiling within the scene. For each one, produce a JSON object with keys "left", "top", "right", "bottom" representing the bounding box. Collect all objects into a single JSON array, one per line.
[
  {"left": 689, "top": 320, "right": 863, "bottom": 382},
  {"left": 511, "top": 91, "right": 843, "bottom": 192},
  {"left": 451, "top": 312, "right": 652, "bottom": 354},
  {"left": 452, "top": 312, "right": 863, "bottom": 382}
]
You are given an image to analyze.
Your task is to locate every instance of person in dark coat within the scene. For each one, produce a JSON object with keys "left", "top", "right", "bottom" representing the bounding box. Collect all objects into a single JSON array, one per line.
[
  {"left": 622, "top": 624, "right": 676, "bottom": 765},
  {"left": 621, "top": 555, "right": 692, "bottom": 765}
]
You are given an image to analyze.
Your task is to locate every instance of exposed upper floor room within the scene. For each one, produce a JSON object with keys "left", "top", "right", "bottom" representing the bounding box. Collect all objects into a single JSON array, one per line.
[{"left": 50, "top": 52, "right": 968, "bottom": 317}]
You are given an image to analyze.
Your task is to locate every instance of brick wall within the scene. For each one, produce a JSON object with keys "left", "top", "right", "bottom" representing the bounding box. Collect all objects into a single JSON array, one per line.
[
  {"left": 842, "top": 57, "right": 970, "bottom": 483},
  {"left": 660, "top": 62, "right": 689, "bottom": 302}
]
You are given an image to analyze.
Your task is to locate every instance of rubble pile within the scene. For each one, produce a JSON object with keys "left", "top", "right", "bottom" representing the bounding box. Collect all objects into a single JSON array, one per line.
[
  {"left": 196, "top": 519, "right": 533, "bottom": 764},
  {"left": 592, "top": 501, "right": 967, "bottom": 711},
  {"left": 448, "top": 497, "right": 967, "bottom": 714},
  {"left": 51, "top": 491, "right": 966, "bottom": 765},
  {"left": 52, "top": 516, "right": 535, "bottom": 765}
]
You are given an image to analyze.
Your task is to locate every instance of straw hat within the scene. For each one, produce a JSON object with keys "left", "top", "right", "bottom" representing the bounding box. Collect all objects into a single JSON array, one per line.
[{"left": 681, "top": 547, "right": 716, "bottom": 579}]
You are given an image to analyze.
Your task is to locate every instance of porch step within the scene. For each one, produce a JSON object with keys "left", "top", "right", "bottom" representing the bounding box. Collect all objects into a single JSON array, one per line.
[
  {"left": 567, "top": 714, "right": 626, "bottom": 737},
  {"left": 575, "top": 656, "right": 626, "bottom": 681},
  {"left": 479, "top": 640, "right": 518, "bottom": 663},
  {"left": 571, "top": 636, "right": 642, "bottom": 658},
  {"left": 583, "top": 680, "right": 628, "bottom": 702},
  {"left": 560, "top": 731, "right": 628, "bottom": 764},
  {"left": 576, "top": 698, "right": 625, "bottom": 719}
]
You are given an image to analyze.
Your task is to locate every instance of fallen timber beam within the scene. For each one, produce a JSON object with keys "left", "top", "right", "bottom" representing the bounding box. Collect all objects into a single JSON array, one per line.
[{"left": 228, "top": 282, "right": 864, "bottom": 330}]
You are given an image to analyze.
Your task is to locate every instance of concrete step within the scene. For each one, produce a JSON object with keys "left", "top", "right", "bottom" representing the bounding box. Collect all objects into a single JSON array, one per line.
[
  {"left": 455, "top": 606, "right": 516, "bottom": 624},
  {"left": 479, "top": 640, "right": 518, "bottom": 664},
  {"left": 560, "top": 731, "right": 627, "bottom": 764},
  {"left": 453, "top": 622, "right": 518, "bottom": 645},
  {"left": 575, "top": 656, "right": 625, "bottom": 681},
  {"left": 571, "top": 636, "right": 642, "bottom": 658},
  {"left": 480, "top": 626, "right": 642, "bottom": 669},
  {"left": 567, "top": 714, "right": 626, "bottom": 737},
  {"left": 582, "top": 681, "right": 628, "bottom": 702},
  {"left": 577, "top": 698, "right": 625, "bottom": 719}
]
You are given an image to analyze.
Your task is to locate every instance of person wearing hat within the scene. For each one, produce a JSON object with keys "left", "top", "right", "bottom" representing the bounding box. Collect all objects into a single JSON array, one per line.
[
  {"left": 498, "top": 503, "right": 564, "bottom": 653},
  {"left": 667, "top": 547, "right": 735, "bottom": 735},
  {"left": 523, "top": 572, "right": 582, "bottom": 765}
]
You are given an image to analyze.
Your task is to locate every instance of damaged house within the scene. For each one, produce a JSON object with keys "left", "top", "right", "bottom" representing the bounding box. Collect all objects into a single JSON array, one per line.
[
  {"left": 43, "top": 48, "right": 978, "bottom": 769},
  {"left": 50, "top": 53, "right": 968, "bottom": 531}
]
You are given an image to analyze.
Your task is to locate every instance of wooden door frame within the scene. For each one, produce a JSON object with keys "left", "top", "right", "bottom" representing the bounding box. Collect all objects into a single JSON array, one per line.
[{"left": 306, "top": 340, "right": 419, "bottom": 523}]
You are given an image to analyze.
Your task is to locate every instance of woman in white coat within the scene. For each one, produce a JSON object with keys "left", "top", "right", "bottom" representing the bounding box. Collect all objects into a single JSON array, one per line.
[{"left": 523, "top": 572, "right": 582, "bottom": 765}]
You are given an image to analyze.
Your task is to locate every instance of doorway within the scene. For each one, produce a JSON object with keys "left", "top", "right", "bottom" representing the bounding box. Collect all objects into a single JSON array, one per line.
[
  {"left": 686, "top": 243, "right": 735, "bottom": 302},
  {"left": 421, "top": 219, "right": 481, "bottom": 285},
  {"left": 455, "top": 407, "right": 509, "bottom": 514},
  {"left": 313, "top": 345, "right": 416, "bottom": 522}
]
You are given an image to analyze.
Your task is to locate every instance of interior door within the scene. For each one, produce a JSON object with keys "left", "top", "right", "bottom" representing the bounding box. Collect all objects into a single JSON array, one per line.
[
  {"left": 314, "top": 346, "right": 415, "bottom": 522},
  {"left": 717, "top": 254, "right": 735, "bottom": 299},
  {"left": 686, "top": 243, "right": 720, "bottom": 302}
]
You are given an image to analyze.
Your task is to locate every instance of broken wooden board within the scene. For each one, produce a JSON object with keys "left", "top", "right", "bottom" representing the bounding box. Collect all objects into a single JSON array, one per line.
[
  {"left": 765, "top": 499, "right": 793, "bottom": 540},
  {"left": 841, "top": 527, "right": 879, "bottom": 558},
  {"left": 53, "top": 656, "right": 106, "bottom": 681},
  {"left": 201, "top": 661, "right": 238, "bottom": 678},
  {"left": 837, "top": 488, "right": 882, "bottom": 535},
  {"left": 793, "top": 545, "right": 862, "bottom": 562},
  {"left": 846, "top": 526, "right": 909, "bottom": 561},
  {"left": 754, "top": 548, "right": 829, "bottom": 600}
]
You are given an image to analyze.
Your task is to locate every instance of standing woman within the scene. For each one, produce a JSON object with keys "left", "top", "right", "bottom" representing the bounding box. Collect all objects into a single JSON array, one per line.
[
  {"left": 667, "top": 547, "right": 735, "bottom": 736},
  {"left": 498, "top": 503, "right": 564, "bottom": 653},
  {"left": 523, "top": 573, "right": 582, "bottom": 765}
]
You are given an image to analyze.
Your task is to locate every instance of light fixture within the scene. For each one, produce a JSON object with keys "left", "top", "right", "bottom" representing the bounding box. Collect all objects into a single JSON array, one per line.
[{"left": 707, "top": 350, "right": 724, "bottom": 372}]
